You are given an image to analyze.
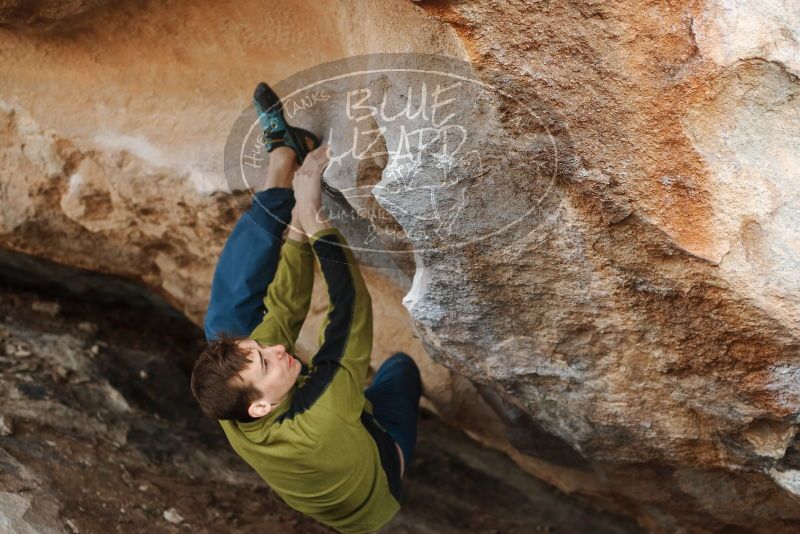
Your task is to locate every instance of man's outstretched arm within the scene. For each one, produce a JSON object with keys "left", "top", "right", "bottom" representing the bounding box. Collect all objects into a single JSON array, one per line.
[
  {"left": 307, "top": 223, "right": 373, "bottom": 390},
  {"left": 248, "top": 207, "right": 314, "bottom": 355},
  {"left": 299, "top": 146, "right": 372, "bottom": 389}
]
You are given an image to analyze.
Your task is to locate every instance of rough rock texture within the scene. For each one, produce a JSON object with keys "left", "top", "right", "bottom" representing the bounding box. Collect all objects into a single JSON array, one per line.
[
  {"left": 1, "top": 0, "right": 799, "bottom": 531},
  {"left": 0, "top": 261, "right": 639, "bottom": 533},
  {"left": 401, "top": 2, "right": 800, "bottom": 532}
]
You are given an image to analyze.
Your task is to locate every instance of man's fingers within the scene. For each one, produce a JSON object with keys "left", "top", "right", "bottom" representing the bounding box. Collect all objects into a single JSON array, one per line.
[
  {"left": 294, "top": 145, "right": 330, "bottom": 202},
  {"left": 309, "top": 144, "right": 329, "bottom": 158},
  {"left": 315, "top": 147, "right": 330, "bottom": 174},
  {"left": 300, "top": 145, "right": 330, "bottom": 176},
  {"left": 308, "top": 145, "right": 330, "bottom": 166}
]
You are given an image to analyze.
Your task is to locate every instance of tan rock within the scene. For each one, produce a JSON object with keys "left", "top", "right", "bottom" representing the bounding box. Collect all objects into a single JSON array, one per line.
[{"left": 1, "top": 0, "right": 799, "bottom": 531}]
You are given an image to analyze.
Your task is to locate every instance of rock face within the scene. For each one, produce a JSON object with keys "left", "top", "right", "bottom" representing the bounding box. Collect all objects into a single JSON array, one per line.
[
  {"left": 0, "top": 264, "right": 639, "bottom": 533},
  {"left": 1, "top": 0, "right": 799, "bottom": 531}
]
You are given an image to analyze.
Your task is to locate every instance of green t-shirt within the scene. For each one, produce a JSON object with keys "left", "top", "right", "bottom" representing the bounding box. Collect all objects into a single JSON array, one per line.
[{"left": 219, "top": 228, "right": 402, "bottom": 533}]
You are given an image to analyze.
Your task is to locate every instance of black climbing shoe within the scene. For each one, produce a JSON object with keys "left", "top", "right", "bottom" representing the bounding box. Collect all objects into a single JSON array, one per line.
[{"left": 253, "top": 81, "right": 320, "bottom": 164}]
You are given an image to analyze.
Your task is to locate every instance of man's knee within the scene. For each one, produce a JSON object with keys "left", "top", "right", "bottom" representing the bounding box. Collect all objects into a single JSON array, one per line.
[
  {"left": 385, "top": 352, "right": 422, "bottom": 389},
  {"left": 387, "top": 351, "right": 417, "bottom": 369}
]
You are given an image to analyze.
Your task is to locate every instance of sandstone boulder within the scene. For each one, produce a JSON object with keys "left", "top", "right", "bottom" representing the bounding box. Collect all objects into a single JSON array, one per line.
[{"left": 1, "top": 1, "right": 799, "bottom": 531}]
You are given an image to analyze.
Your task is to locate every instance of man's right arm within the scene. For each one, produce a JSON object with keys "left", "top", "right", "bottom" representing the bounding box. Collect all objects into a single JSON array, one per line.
[
  {"left": 245, "top": 148, "right": 325, "bottom": 353},
  {"left": 248, "top": 210, "right": 314, "bottom": 355}
]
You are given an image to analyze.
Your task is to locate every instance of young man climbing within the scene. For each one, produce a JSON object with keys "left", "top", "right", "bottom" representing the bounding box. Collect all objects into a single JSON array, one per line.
[{"left": 191, "top": 82, "right": 422, "bottom": 533}]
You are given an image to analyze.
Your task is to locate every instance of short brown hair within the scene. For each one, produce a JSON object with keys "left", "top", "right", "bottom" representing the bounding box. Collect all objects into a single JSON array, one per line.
[{"left": 190, "top": 333, "right": 259, "bottom": 421}]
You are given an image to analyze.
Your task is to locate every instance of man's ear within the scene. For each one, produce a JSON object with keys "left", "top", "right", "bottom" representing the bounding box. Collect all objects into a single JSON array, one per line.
[{"left": 248, "top": 399, "right": 272, "bottom": 419}]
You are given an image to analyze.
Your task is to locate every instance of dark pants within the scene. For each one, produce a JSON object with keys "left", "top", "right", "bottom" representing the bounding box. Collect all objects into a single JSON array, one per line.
[
  {"left": 204, "top": 188, "right": 295, "bottom": 341},
  {"left": 364, "top": 352, "right": 422, "bottom": 470}
]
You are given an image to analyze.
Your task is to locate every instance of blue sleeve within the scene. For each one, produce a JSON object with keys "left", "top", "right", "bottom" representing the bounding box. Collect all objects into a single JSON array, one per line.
[{"left": 203, "top": 188, "right": 296, "bottom": 341}]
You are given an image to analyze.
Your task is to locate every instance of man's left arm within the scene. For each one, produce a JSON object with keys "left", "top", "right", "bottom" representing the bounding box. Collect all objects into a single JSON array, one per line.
[
  {"left": 278, "top": 224, "right": 373, "bottom": 424},
  {"left": 277, "top": 145, "right": 373, "bottom": 422},
  {"left": 308, "top": 226, "right": 372, "bottom": 389}
]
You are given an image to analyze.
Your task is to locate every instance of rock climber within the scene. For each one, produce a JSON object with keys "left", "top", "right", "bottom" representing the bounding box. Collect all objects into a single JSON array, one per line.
[{"left": 190, "top": 82, "right": 422, "bottom": 533}]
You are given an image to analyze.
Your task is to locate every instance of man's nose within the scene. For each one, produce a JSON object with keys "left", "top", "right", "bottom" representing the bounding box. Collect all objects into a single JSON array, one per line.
[{"left": 274, "top": 344, "right": 285, "bottom": 355}]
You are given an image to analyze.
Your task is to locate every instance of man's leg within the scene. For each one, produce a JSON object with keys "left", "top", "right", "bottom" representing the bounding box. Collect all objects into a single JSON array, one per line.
[
  {"left": 364, "top": 352, "right": 423, "bottom": 477},
  {"left": 204, "top": 146, "right": 299, "bottom": 341}
]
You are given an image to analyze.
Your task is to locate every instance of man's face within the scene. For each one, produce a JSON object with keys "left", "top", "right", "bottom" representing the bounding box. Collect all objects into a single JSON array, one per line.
[{"left": 234, "top": 339, "right": 302, "bottom": 418}]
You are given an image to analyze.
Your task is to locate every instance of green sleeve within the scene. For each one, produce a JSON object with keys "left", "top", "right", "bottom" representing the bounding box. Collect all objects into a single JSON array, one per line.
[
  {"left": 248, "top": 238, "right": 314, "bottom": 354},
  {"left": 268, "top": 227, "right": 373, "bottom": 424},
  {"left": 309, "top": 227, "right": 373, "bottom": 391}
]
